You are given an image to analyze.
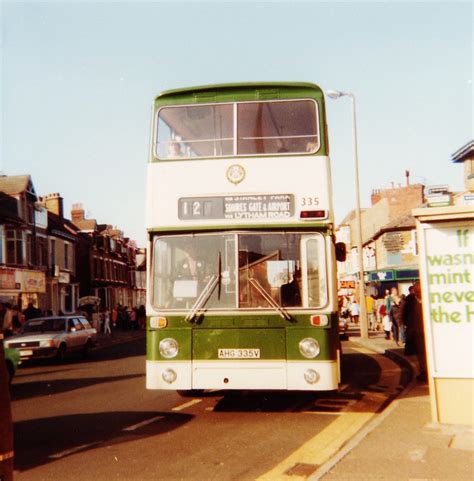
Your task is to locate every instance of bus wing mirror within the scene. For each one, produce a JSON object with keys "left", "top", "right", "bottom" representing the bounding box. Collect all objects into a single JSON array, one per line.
[{"left": 335, "top": 242, "right": 346, "bottom": 262}]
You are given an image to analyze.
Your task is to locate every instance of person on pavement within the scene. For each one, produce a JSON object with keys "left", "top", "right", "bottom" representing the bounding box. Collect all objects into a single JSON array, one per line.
[
  {"left": 103, "top": 309, "right": 112, "bottom": 336},
  {"left": 389, "top": 295, "right": 404, "bottom": 346},
  {"left": 23, "top": 302, "right": 41, "bottom": 321},
  {"left": 403, "top": 282, "right": 428, "bottom": 381}
]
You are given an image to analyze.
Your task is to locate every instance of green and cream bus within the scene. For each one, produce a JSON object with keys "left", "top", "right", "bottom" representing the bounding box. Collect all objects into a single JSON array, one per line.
[{"left": 146, "top": 83, "right": 343, "bottom": 393}]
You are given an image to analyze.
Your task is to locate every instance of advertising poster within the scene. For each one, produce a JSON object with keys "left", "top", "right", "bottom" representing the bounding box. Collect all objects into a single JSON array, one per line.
[{"left": 419, "top": 223, "right": 474, "bottom": 378}]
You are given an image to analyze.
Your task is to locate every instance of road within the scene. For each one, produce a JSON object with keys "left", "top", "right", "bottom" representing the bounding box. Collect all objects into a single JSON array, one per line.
[{"left": 10, "top": 336, "right": 410, "bottom": 481}]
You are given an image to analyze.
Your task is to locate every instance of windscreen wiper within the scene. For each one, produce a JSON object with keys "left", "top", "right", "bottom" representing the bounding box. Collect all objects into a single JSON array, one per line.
[
  {"left": 185, "top": 275, "right": 219, "bottom": 323},
  {"left": 249, "top": 277, "right": 292, "bottom": 322},
  {"left": 185, "top": 252, "right": 222, "bottom": 323}
]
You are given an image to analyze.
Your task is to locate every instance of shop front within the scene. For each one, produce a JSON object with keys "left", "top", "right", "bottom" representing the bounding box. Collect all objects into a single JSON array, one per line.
[
  {"left": 367, "top": 267, "right": 419, "bottom": 296},
  {"left": 17, "top": 269, "right": 47, "bottom": 311},
  {"left": 0, "top": 268, "right": 47, "bottom": 311},
  {"left": 0, "top": 267, "right": 20, "bottom": 306}
]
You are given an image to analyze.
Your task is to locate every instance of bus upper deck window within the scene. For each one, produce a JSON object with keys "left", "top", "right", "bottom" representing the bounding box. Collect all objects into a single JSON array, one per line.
[
  {"left": 237, "top": 100, "right": 319, "bottom": 155},
  {"left": 157, "top": 104, "right": 233, "bottom": 159}
]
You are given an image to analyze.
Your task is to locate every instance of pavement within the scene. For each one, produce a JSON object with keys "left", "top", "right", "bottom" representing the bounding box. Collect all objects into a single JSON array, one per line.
[
  {"left": 93, "top": 326, "right": 474, "bottom": 480},
  {"left": 313, "top": 329, "right": 474, "bottom": 481},
  {"left": 94, "top": 327, "right": 146, "bottom": 350}
]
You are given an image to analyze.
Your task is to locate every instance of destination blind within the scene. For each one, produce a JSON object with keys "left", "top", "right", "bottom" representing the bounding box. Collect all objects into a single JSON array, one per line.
[{"left": 178, "top": 194, "right": 294, "bottom": 220}]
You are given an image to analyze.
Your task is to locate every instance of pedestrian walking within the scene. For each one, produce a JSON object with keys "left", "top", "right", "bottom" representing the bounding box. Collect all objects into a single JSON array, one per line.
[
  {"left": 349, "top": 299, "right": 360, "bottom": 324},
  {"left": 111, "top": 306, "right": 118, "bottom": 329},
  {"left": 382, "top": 313, "right": 392, "bottom": 340},
  {"left": 365, "top": 295, "right": 376, "bottom": 330},
  {"left": 384, "top": 288, "right": 395, "bottom": 315},
  {"left": 11, "top": 306, "right": 24, "bottom": 334},
  {"left": 137, "top": 305, "right": 146, "bottom": 330},
  {"left": 129, "top": 307, "right": 138, "bottom": 330},
  {"left": 2, "top": 304, "right": 13, "bottom": 337},
  {"left": 23, "top": 302, "right": 41, "bottom": 321},
  {"left": 103, "top": 309, "right": 112, "bottom": 336},
  {"left": 389, "top": 295, "right": 404, "bottom": 346}
]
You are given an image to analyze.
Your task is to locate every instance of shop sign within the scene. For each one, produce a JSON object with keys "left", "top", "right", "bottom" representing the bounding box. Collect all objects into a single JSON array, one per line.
[
  {"left": 382, "top": 232, "right": 404, "bottom": 252},
  {"left": 17, "top": 270, "right": 46, "bottom": 293},
  {"left": 0, "top": 268, "right": 17, "bottom": 290},
  {"left": 78, "top": 296, "right": 101, "bottom": 307},
  {"left": 426, "top": 185, "right": 452, "bottom": 207},
  {"left": 395, "top": 269, "right": 419, "bottom": 280},
  {"left": 427, "top": 194, "right": 452, "bottom": 207},
  {"left": 426, "top": 185, "right": 449, "bottom": 196},
  {"left": 339, "top": 280, "right": 355, "bottom": 289},
  {"left": 369, "top": 270, "right": 394, "bottom": 281},
  {"left": 461, "top": 194, "right": 474, "bottom": 206}
]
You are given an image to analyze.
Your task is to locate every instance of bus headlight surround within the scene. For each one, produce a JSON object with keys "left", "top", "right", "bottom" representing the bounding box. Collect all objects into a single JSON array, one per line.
[
  {"left": 299, "top": 337, "right": 320, "bottom": 359},
  {"left": 304, "top": 368, "right": 320, "bottom": 384},
  {"left": 162, "top": 369, "right": 177, "bottom": 384},
  {"left": 159, "top": 338, "right": 179, "bottom": 359}
]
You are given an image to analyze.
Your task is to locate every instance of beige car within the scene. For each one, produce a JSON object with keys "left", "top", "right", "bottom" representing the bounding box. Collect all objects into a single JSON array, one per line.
[{"left": 4, "top": 316, "right": 97, "bottom": 362}]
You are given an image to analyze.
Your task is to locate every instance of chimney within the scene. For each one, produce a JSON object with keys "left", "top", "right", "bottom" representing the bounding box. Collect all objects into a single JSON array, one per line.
[
  {"left": 44, "top": 193, "right": 64, "bottom": 218},
  {"left": 371, "top": 189, "right": 382, "bottom": 206},
  {"left": 71, "top": 203, "right": 85, "bottom": 224},
  {"left": 405, "top": 170, "right": 410, "bottom": 186}
]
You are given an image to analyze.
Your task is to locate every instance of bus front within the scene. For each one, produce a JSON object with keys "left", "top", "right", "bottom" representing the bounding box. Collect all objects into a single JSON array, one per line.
[{"left": 146, "top": 83, "right": 340, "bottom": 392}]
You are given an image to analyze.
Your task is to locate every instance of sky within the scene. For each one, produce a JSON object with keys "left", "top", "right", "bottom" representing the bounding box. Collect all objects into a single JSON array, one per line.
[{"left": 1, "top": 1, "right": 472, "bottom": 247}]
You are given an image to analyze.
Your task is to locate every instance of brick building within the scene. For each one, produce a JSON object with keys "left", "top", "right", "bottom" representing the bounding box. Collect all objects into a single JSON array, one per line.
[
  {"left": 337, "top": 175, "right": 425, "bottom": 297},
  {"left": 452, "top": 140, "right": 474, "bottom": 202},
  {"left": 337, "top": 140, "right": 473, "bottom": 299},
  {"left": 1, "top": 174, "right": 145, "bottom": 317},
  {"left": 0, "top": 175, "right": 47, "bottom": 310},
  {"left": 71, "top": 204, "right": 142, "bottom": 310},
  {"left": 39, "top": 193, "right": 81, "bottom": 314}
]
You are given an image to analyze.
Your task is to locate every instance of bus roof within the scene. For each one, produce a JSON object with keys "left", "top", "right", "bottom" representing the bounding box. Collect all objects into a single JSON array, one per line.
[{"left": 155, "top": 82, "right": 324, "bottom": 104}]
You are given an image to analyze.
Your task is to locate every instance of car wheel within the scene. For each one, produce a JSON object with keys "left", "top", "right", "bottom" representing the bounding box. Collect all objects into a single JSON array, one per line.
[
  {"left": 56, "top": 343, "right": 67, "bottom": 362},
  {"left": 6, "top": 361, "right": 14, "bottom": 385},
  {"left": 82, "top": 339, "right": 93, "bottom": 359}
]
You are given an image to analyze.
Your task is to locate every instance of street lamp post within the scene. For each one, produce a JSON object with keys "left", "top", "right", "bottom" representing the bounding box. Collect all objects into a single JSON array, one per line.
[{"left": 326, "top": 90, "right": 369, "bottom": 339}]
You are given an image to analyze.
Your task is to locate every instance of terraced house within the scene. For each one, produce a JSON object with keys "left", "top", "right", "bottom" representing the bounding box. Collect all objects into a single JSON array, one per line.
[{"left": 0, "top": 174, "right": 144, "bottom": 316}]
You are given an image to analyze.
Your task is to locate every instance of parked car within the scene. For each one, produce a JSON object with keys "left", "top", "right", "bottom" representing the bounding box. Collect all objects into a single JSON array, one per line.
[
  {"left": 3, "top": 316, "right": 97, "bottom": 362},
  {"left": 4, "top": 347, "right": 20, "bottom": 384}
]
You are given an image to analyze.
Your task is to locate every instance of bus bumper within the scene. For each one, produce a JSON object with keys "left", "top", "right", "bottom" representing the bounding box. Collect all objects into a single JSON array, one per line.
[{"left": 146, "top": 359, "right": 339, "bottom": 391}]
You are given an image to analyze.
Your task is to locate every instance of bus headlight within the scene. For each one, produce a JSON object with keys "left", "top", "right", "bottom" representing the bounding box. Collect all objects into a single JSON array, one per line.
[
  {"left": 162, "top": 369, "right": 177, "bottom": 384},
  {"left": 159, "top": 338, "right": 179, "bottom": 359},
  {"left": 299, "top": 338, "right": 320, "bottom": 359},
  {"left": 304, "top": 369, "right": 320, "bottom": 384}
]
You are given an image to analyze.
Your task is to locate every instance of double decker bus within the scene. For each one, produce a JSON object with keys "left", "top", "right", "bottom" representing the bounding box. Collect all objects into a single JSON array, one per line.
[{"left": 146, "top": 82, "right": 343, "bottom": 393}]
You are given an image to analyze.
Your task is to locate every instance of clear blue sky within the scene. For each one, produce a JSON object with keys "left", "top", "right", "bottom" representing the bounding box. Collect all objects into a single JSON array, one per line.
[{"left": 1, "top": 1, "right": 472, "bottom": 246}]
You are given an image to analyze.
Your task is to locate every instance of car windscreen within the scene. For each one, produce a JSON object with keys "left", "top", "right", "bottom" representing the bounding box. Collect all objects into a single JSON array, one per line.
[
  {"left": 22, "top": 319, "right": 66, "bottom": 333},
  {"left": 78, "top": 318, "right": 93, "bottom": 329}
]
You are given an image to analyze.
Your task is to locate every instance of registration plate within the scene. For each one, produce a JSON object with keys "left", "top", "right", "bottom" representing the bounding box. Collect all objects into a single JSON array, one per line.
[
  {"left": 218, "top": 348, "right": 260, "bottom": 359},
  {"left": 20, "top": 350, "right": 33, "bottom": 356}
]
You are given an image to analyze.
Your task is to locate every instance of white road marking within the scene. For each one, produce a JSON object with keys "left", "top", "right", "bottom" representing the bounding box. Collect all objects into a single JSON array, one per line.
[
  {"left": 172, "top": 399, "right": 202, "bottom": 411},
  {"left": 49, "top": 443, "right": 97, "bottom": 459},
  {"left": 122, "top": 415, "right": 165, "bottom": 432},
  {"left": 50, "top": 414, "right": 166, "bottom": 459}
]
